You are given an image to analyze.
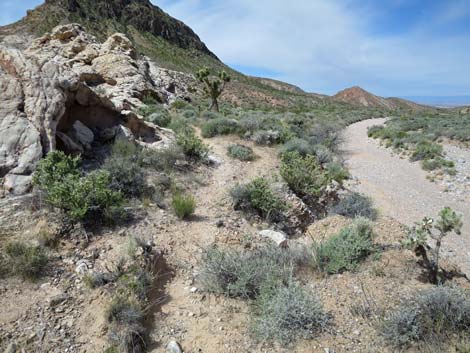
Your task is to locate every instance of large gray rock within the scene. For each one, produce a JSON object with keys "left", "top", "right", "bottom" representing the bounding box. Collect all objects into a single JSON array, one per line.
[
  {"left": 0, "top": 24, "right": 183, "bottom": 195},
  {"left": 70, "top": 120, "right": 94, "bottom": 149}
]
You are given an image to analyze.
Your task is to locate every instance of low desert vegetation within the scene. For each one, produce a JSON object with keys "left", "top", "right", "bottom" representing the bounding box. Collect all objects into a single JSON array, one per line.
[
  {"left": 104, "top": 140, "right": 146, "bottom": 198},
  {"left": 101, "top": 238, "right": 156, "bottom": 353},
  {"left": 227, "top": 144, "right": 256, "bottom": 161},
  {"left": 404, "top": 207, "right": 463, "bottom": 284},
  {"left": 230, "top": 177, "right": 287, "bottom": 222},
  {"left": 332, "top": 192, "right": 378, "bottom": 220},
  {"left": 280, "top": 151, "right": 347, "bottom": 212},
  {"left": 201, "top": 117, "right": 239, "bottom": 138},
  {"left": 3, "top": 241, "right": 48, "bottom": 280},
  {"left": 33, "top": 151, "right": 124, "bottom": 223},
  {"left": 382, "top": 286, "right": 470, "bottom": 349},
  {"left": 368, "top": 112, "right": 470, "bottom": 173},
  {"left": 172, "top": 192, "right": 196, "bottom": 219},
  {"left": 200, "top": 245, "right": 328, "bottom": 346},
  {"left": 252, "top": 281, "right": 330, "bottom": 345},
  {"left": 176, "top": 128, "right": 209, "bottom": 161},
  {"left": 315, "top": 217, "right": 377, "bottom": 274}
]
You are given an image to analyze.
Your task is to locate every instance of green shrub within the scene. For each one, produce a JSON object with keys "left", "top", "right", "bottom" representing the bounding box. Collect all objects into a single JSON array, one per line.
[
  {"left": 230, "top": 177, "right": 287, "bottom": 221},
  {"left": 312, "top": 144, "right": 334, "bottom": 164},
  {"left": 201, "top": 118, "right": 239, "bottom": 138},
  {"left": 252, "top": 130, "right": 282, "bottom": 145},
  {"left": 333, "top": 192, "right": 378, "bottom": 220},
  {"left": 170, "top": 99, "right": 188, "bottom": 110},
  {"left": 421, "top": 157, "right": 455, "bottom": 171},
  {"left": 33, "top": 151, "right": 123, "bottom": 222},
  {"left": 315, "top": 217, "right": 376, "bottom": 274},
  {"left": 200, "top": 245, "right": 311, "bottom": 299},
  {"left": 141, "top": 144, "right": 184, "bottom": 171},
  {"left": 104, "top": 140, "right": 145, "bottom": 198},
  {"left": 325, "top": 161, "right": 349, "bottom": 185},
  {"left": 201, "top": 110, "right": 222, "bottom": 120},
  {"left": 227, "top": 144, "right": 256, "bottom": 161},
  {"left": 172, "top": 192, "right": 196, "bottom": 219},
  {"left": 5, "top": 241, "right": 48, "bottom": 280},
  {"left": 411, "top": 141, "right": 443, "bottom": 162},
  {"left": 382, "top": 286, "right": 470, "bottom": 348},
  {"left": 280, "top": 151, "right": 329, "bottom": 200},
  {"left": 144, "top": 111, "right": 171, "bottom": 127},
  {"left": 253, "top": 281, "right": 330, "bottom": 345},
  {"left": 176, "top": 129, "right": 209, "bottom": 161},
  {"left": 306, "top": 122, "right": 342, "bottom": 151},
  {"left": 280, "top": 138, "right": 314, "bottom": 157}
]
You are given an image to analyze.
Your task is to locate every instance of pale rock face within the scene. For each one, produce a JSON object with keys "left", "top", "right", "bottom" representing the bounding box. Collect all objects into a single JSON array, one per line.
[{"left": 0, "top": 24, "right": 195, "bottom": 195}]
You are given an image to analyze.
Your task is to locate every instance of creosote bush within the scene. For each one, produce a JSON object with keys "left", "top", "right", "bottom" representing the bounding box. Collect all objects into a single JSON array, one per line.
[
  {"left": 230, "top": 177, "right": 287, "bottom": 221},
  {"left": 145, "top": 111, "right": 171, "bottom": 128},
  {"left": 172, "top": 192, "right": 196, "bottom": 219},
  {"left": 4, "top": 241, "right": 48, "bottom": 280},
  {"left": 280, "top": 151, "right": 330, "bottom": 199},
  {"left": 176, "top": 129, "right": 209, "bottom": 161},
  {"left": 333, "top": 192, "right": 378, "bottom": 220},
  {"left": 33, "top": 151, "right": 123, "bottom": 223},
  {"left": 253, "top": 281, "right": 330, "bottom": 345},
  {"left": 315, "top": 217, "right": 376, "bottom": 274},
  {"left": 382, "top": 286, "right": 470, "bottom": 348},
  {"left": 227, "top": 144, "right": 256, "bottom": 161},
  {"left": 279, "top": 138, "right": 314, "bottom": 157}
]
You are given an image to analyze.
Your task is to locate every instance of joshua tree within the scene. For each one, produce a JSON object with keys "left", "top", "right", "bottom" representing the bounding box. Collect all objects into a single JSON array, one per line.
[
  {"left": 196, "top": 67, "right": 230, "bottom": 112},
  {"left": 404, "top": 207, "right": 463, "bottom": 284}
]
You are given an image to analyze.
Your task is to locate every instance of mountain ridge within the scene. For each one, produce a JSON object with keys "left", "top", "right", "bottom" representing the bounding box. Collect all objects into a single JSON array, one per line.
[{"left": 0, "top": 0, "right": 434, "bottom": 111}]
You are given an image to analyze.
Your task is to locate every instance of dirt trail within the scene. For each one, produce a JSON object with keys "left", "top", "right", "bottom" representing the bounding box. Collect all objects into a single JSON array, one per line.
[
  {"left": 342, "top": 118, "right": 470, "bottom": 275},
  {"left": 149, "top": 136, "right": 281, "bottom": 353}
]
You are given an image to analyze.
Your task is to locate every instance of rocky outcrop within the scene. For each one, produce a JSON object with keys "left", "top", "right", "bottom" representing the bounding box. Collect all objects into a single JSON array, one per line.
[{"left": 0, "top": 24, "right": 195, "bottom": 195}]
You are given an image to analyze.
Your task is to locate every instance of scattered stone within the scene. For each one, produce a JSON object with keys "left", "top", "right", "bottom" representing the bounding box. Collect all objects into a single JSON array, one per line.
[
  {"left": 166, "top": 340, "right": 183, "bottom": 353},
  {"left": 207, "top": 154, "right": 222, "bottom": 167},
  {"left": 75, "top": 259, "right": 92, "bottom": 275},
  {"left": 49, "top": 294, "right": 70, "bottom": 307},
  {"left": 215, "top": 220, "right": 225, "bottom": 228},
  {"left": 258, "top": 230, "right": 288, "bottom": 247}
]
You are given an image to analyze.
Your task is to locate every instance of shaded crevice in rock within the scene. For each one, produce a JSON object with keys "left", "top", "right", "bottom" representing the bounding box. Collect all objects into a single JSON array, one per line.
[{"left": 1, "top": 24, "right": 187, "bottom": 195}]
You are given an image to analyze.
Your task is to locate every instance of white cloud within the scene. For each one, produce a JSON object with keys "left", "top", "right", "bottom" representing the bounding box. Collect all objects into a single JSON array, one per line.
[{"left": 156, "top": 0, "right": 470, "bottom": 96}]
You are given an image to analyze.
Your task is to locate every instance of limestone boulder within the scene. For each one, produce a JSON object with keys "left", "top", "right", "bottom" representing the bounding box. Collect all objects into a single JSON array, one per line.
[{"left": 0, "top": 24, "right": 191, "bottom": 195}]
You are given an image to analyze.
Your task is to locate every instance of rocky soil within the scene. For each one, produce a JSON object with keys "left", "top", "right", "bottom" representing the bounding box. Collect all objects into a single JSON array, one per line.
[{"left": 3, "top": 130, "right": 469, "bottom": 353}]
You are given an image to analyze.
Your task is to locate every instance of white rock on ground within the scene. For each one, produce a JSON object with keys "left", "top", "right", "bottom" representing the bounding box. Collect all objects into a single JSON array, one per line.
[
  {"left": 166, "top": 340, "right": 183, "bottom": 353},
  {"left": 258, "top": 229, "right": 288, "bottom": 247}
]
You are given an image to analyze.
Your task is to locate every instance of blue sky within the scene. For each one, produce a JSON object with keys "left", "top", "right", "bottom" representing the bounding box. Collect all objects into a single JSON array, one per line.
[{"left": 1, "top": 0, "right": 470, "bottom": 97}]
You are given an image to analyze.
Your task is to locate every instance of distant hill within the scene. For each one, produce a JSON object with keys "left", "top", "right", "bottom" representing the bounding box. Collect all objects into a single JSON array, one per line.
[
  {"left": 1, "top": 0, "right": 437, "bottom": 111},
  {"left": 333, "top": 86, "right": 430, "bottom": 111}
]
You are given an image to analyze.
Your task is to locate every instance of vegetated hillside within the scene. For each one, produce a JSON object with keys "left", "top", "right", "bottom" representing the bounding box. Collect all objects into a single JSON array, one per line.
[
  {"left": 0, "top": 0, "right": 319, "bottom": 108},
  {"left": 0, "top": 0, "right": 395, "bottom": 111},
  {"left": 333, "top": 86, "right": 431, "bottom": 111}
]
